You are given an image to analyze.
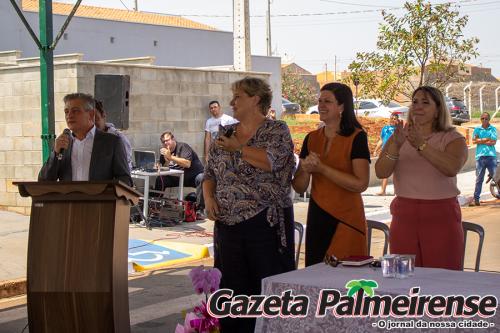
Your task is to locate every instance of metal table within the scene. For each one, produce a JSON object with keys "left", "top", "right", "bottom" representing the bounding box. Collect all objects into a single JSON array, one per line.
[{"left": 131, "top": 169, "right": 184, "bottom": 219}]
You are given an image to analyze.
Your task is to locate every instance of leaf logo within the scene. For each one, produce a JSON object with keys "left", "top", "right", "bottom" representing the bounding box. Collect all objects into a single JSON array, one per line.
[{"left": 345, "top": 279, "right": 378, "bottom": 298}]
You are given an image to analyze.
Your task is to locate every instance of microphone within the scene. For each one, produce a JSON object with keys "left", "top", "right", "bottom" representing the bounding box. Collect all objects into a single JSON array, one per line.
[{"left": 57, "top": 128, "right": 71, "bottom": 160}]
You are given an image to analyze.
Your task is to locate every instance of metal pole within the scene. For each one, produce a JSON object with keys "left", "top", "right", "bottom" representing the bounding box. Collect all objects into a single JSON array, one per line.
[
  {"left": 445, "top": 83, "right": 452, "bottom": 97},
  {"left": 492, "top": 86, "right": 500, "bottom": 120},
  {"left": 479, "top": 85, "right": 486, "bottom": 113},
  {"left": 51, "top": 0, "right": 82, "bottom": 49},
  {"left": 134, "top": 0, "right": 138, "bottom": 11},
  {"left": 324, "top": 63, "right": 327, "bottom": 82},
  {"left": 10, "top": 0, "right": 82, "bottom": 162},
  {"left": 9, "top": 0, "right": 42, "bottom": 50},
  {"left": 39, "top": 0, "right": 56, "bottom": 161},
  {"left": 496, "top": 86, "right": 500, "bottom": 111},
  {"left": 266, "top": 0, "right": 271, "bottom": 56},
  {"left": 334, "top": 55, "right": 337, "bottom": 81},
  {"left": 463, "top": 81, "right": 472, "bottom": 107}
]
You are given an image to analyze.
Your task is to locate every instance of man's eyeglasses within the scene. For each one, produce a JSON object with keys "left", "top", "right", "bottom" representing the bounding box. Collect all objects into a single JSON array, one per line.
[
  {"left": 162, "top": 138, "right": 172, "bottom": 144},
  {"left": 480, "top": 117, "right": 489, "bottom": 120}
]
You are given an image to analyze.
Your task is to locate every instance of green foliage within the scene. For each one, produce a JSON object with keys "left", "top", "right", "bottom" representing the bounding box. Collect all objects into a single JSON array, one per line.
[
  {"left": 347, "top": 0, "right": 479, "bottom": 102},
  {"left": 282, "top": 67, "right": 318, "bottom": 111}
]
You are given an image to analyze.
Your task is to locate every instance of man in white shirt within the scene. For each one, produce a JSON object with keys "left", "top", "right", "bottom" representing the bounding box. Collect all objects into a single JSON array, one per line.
[
  {"left": 204, "top": 100, "right": 237, "bottom": 163},
  {"left": 38, "top": 93, "right": 132, "bottom": 186}
]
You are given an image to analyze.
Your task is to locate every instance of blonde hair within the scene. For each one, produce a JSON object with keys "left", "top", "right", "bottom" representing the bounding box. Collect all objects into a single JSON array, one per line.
[
  {"left": 409, "top": 86, "right": 453, "bottom": 132},
  {"left": 231, "top": 77, "right": 272, "bottom": 116}
]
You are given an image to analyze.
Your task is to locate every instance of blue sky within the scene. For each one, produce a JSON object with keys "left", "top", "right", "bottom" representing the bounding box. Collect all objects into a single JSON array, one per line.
[{"left": 58, "top": 0, "right": 500, "bottom": 76}]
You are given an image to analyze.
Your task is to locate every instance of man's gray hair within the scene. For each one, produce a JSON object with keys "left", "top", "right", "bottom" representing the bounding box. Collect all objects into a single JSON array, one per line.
[{"left": 63, "top": 93, "right": 95, "bottom": 111}]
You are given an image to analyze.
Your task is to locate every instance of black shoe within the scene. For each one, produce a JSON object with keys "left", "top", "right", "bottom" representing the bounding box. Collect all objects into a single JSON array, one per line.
[
  {"left": 196, "top": 211, "right": 207, "bottom": 220},
  {"left": 469, "top": 200, "right": 480, "bottom": 206}
]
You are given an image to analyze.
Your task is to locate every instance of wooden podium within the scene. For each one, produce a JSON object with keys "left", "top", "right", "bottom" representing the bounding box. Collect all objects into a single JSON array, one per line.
[{"left": 15, "top": 181, "right": 140, "bottom": 333}]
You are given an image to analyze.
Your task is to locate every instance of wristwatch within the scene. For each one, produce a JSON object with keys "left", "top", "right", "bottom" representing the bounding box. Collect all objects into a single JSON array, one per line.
[
  {"left": 417, "top": 141, "right": 427, "bottom": 152},
  {"left": 235, "top": 144, "right": 244, "bottom": 159}
]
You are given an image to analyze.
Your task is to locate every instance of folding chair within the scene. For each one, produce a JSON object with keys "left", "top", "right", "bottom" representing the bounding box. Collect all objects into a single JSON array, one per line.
[
  {"left": 367, "top": 219, "right": 390, "bottom": 256},
  {"left": 462, "top": 221, "right": 485, "bottom": 272},
  {"left": 294, "top": 222, "right": 304, "bottom": 269}
]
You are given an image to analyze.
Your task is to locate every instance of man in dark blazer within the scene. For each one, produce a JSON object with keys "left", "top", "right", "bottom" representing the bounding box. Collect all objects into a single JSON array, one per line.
[{"left": 39, "top": 93, "right": 132, "bottom": 186}]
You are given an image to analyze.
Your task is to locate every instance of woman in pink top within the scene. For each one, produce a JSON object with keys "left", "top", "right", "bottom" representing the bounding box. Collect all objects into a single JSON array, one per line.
[{"left": 375, "top": 86, "right": 468, "bottom": 270}]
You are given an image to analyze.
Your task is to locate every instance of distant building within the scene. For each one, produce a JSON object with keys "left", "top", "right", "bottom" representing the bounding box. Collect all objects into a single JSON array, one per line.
[
  {"left": 282, "top": 63, "right": 320, "bottom": 93},
  {"left": 316, "top": 70, "right": 342, "bottom": 88},
  {"left": 0, "top": 0, "right": 282, "bottom": 111}
]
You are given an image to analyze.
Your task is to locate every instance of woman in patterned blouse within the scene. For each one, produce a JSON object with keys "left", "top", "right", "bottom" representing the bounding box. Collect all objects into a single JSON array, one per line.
[{"left": 203, "top": 77, "right": 296, "bottom": 333}]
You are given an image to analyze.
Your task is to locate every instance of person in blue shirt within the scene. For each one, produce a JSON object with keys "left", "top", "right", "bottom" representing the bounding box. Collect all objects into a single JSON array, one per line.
[
  {"left": 373, "top": 113, "right": 399, "bottom": 195},
  {"left": 471, "top": 112, "right": 498, "bottom": 206}
]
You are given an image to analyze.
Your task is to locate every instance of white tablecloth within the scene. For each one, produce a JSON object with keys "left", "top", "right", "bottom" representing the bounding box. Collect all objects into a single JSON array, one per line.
[{"left": 255, "top": 263, "right": 500, "bottom": 333}]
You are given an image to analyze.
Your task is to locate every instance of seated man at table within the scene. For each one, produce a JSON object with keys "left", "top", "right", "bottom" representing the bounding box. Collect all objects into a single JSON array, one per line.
[{"left": 155, "top": 131, "right": 205, "bottom": 219}]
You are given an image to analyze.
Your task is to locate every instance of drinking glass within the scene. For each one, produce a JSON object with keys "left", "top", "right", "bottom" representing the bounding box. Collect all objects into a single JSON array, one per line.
[
  {"left": 381, "top": 254, "right": 397, "bottom": 278},
  {"left": 396, "top": 256, "right": 410, "bottom": 279},
  {"left": 400, "top": 254, "right": 416, "bottom": 276}
]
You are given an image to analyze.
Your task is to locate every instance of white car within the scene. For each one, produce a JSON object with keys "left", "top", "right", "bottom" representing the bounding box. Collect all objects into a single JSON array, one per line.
[
  {"left": 356, "top": 99, "right": 409, "bottom": 119},
  {"left": 306, "top": 99, "right": 408, "bottom": 119},
  {"left": 306, "top": 105, "right": 318, "bottom": 114}
]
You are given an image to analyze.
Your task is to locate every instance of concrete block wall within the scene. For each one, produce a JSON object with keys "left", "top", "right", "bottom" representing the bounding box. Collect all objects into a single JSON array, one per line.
[
  {"left": 75, "top": 62, "right": 268, "bottom": 157},
  {"left": 0, "top": 57, "right": 79, "bottom": 214},
  {"left": 0, "top": 53, "right": 270, "bottom": 213}
]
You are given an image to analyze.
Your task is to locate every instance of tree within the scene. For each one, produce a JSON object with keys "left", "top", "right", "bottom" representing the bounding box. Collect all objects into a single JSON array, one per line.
[
  {"left": 346, "top": 0, "right": 479, "bottom": 102},
  {"left": 281, "top": 67, "right": 317, "bottom": 112}
]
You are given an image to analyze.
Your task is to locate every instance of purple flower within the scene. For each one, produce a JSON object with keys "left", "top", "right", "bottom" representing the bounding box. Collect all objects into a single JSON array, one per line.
[
  {"left": 174, "top": 312, "right": 198, "bottom": 333},
  {"left": 191, "top": 302, "right": 220, "bottom": 333},
  {"left": 189, "top": 266, "right": 222, "bottom": 295}
]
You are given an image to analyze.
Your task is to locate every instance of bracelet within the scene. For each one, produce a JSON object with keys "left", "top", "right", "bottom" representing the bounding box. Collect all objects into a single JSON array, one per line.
[
  {"left": 417, "top": 141, "right": 427, "bottom": 152},
  {"left": 385, "top": 152, "right": 399, "bottom": 161}
]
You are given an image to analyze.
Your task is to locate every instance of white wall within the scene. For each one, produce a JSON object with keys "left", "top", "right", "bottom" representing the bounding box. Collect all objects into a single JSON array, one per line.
[{"left": 0, "top": 3, "right": 281, "bottom": 108}]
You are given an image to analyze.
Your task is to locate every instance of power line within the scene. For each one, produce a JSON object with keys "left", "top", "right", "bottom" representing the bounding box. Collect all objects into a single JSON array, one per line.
[
  {"left": 319, "top": 0, "right": 399, "bottom": 8},
  {"left": 167, "top": 0, "right": 484, "bottom": 18}
]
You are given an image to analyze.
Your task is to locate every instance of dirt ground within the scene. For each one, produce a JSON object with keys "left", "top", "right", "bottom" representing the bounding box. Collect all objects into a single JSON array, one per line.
[{"left": 287, "top": 117, "right": 389, "bottom": 155}]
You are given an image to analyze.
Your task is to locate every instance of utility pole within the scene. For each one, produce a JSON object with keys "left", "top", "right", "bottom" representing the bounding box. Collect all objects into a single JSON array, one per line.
[
  {"left": 134, "top": 0, "right": 138, "bottom": 11},
  {"left": 324, "top": 63, "right": 328, "bottom": 82},
  {"left": 233, "top": 0, "right": 251, "bottom": 71},
  {"left": 266, "top": 0, "right": 272, "bottom": 56},
  {"left": 334, "top": 55, "right": 337, "bottom": 81}
]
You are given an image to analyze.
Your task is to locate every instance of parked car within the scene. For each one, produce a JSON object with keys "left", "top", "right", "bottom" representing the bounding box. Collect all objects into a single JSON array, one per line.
[
  {"left": 282, "top": 98, "right": 301, "bottom": 115},
  {"left": 306, "top": 99, "right": 409, "bottom": 119},
  {"left": 445, "top": 97, "right": 470, "bottom": 125},
  {"left": 306, "top": 104, "right": 318, "bottom": 114},
  {"left": 356, "top": 99, "right": 409, "bottom": 119}
]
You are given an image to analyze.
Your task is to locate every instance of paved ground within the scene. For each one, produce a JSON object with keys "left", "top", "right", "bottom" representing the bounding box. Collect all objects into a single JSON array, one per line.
[
  {"left": 0, "top": 169, "right": 492, "bottom": 282},
  {"left": 0, "top": 169, "right": 499, "bottom": 332}
]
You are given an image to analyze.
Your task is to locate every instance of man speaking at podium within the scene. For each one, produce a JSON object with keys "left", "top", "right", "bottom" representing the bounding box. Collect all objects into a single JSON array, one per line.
[{"left": 39, "top": 93, "right": 132, "bottom": 186}]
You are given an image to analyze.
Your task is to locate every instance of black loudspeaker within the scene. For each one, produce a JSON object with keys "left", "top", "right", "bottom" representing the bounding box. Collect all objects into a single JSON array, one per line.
[{"left": 94, "top": 74, "right": 130, "bottom": 130}]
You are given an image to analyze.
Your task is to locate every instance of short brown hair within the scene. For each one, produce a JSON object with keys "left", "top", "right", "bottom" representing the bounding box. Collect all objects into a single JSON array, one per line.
[
  {"left": 160, "top": 131, "right": 174, "bottom": 141},
  {"left": 231, "top": 77, "right": 272, "bottom": 116}
]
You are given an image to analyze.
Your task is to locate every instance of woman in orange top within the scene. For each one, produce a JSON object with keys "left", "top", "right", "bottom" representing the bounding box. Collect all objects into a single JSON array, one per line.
[{"left": 293, "top": 83, "right": 371, "bottom": 266}]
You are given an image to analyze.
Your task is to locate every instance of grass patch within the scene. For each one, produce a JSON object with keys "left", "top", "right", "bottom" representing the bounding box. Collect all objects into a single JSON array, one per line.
[
  {"left": 284, "top": 119, "right": 318, "bottom": 127},
  {"left": 291, "top": 132, "right": 308, "bottom": 142},
  {"left": 471, "top": 109, "right": 496, "bottom": 119}
]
